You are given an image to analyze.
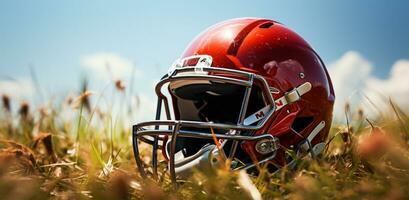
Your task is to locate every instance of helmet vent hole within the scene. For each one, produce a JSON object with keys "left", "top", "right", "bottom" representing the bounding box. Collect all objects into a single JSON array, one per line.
[
  {"left": 259, "top": 22, "right": 274, "bottom": 28},
  {"left": 292, "top": 116, "right": 314, "bottom": 133}
]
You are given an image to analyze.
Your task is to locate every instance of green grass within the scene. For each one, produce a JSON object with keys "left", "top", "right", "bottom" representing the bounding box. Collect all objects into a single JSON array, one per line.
[{"left": 1, "top": 87, "right": 409, "bottom": 200}]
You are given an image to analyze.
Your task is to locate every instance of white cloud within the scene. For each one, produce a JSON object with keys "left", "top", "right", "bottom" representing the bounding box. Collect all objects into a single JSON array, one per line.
[
  {"left": 131, "top": 93, "right": 156, "bottom": 123},
  {"left": 0, "top": 77, "right": 34, "bottom": 99},
  {"left": 328, "top": 51, "right": 409, "bottom": 118},
  {"left": 81, "top": 52, "right": 140, "bottom": 81},
  {"left": 328, "top": 51, "right": 372, "bottom": 116},
  {"left": 79, "top": 52, "right": 158, "bottom": 124},
  {"left": 366, "top": 60, "right": 409, "bottom": 109}
]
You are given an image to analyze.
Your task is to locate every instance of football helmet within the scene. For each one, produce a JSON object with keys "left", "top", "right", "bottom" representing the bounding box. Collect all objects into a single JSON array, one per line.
[{"left": 132, "top": 18, "right": 335, "bottom": 182}]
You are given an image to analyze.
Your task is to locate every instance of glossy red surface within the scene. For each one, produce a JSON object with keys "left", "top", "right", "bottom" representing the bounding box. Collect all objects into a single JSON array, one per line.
[{"left": 180, "top": 18, "right": 335, "bottom": 164}]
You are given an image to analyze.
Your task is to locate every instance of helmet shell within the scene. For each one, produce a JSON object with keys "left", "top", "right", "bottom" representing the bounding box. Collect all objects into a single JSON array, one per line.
[{"left": 180, "top": 18, "right": 335, "bottom": 164}]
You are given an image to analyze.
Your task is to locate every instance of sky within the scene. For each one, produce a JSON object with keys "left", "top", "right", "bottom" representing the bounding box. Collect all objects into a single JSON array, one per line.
[{"left": 0, "top": 0, "right": 408, "bottom": 121}]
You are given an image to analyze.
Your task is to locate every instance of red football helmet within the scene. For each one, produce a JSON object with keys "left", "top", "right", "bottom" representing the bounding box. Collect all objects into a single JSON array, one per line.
[{"left": 132, "top": 18, "right": 335, "bottom": 182}]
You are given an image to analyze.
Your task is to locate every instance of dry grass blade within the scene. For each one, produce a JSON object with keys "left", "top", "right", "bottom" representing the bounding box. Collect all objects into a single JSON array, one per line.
[
  {"left": 114, "top": 80, "right": 126, "bottom": 92},
  {"left": 0, "top": 139, "right": 37, "bottom": 174},
  {"left": 1, "top": 74, "right": 409, "bottom": 199},
  {"left": 389, "top": 98, "right": 409, "bottom": 136},
  {"left": 237, "top": 170, "right": 262, "bottom": 200},
  {"left": 1, "top": 94, "right": 11, "bottom": 112},
  {"left": 19, "top": 101, "right": 30, "bottom": 120},
  {"left": 210, "top": 127, "right": 227, "bottom": 164},
  {"left": 33, "top": 132, "right": 57, "bottom": 162}
]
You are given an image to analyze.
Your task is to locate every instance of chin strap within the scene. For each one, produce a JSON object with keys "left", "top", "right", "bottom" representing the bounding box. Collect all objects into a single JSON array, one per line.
[{"left": 243, "top": 82, "right": 312, "bottom": 126}]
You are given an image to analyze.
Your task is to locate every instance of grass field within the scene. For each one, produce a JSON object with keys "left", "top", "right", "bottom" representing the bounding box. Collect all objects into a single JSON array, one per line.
[{"left": 1, "top": 81, "right": 409, "bottom": 200}]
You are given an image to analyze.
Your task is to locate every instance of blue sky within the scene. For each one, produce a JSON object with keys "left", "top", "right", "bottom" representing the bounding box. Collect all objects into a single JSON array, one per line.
[{"left": 0, "top": 0, "right": 408, "bottom": 118}]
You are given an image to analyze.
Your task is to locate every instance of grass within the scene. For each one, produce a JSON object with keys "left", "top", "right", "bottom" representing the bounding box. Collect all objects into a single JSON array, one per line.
[{"left": 1, "top": 81, "right": 409, "bottom": 200}]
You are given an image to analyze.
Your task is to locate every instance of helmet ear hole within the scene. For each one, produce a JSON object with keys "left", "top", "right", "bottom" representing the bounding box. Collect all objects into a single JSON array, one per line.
[
  {"left": 291, "top": 116, "right": 314, "bottom": 133},
  {"left": 259, "top": 22, "right": 274, "bottom": 28}
]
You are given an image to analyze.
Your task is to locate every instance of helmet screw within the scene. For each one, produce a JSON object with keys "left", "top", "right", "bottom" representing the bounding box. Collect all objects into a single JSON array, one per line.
[
  {"left": 255, "top": 138, "right": 279, "bottom": 155},
  {"left": 260, "top": 143, "right": 268, "bottom": 151},
  {"left": 299, "top": 72, "right": 305, "bottom": 79}
]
